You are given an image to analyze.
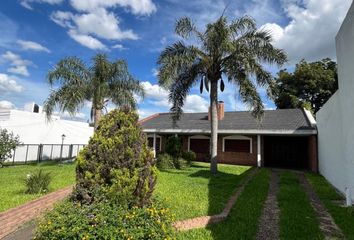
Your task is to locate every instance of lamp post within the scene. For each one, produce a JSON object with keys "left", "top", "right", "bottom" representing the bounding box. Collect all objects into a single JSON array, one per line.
[{"left": 60, "top": 134, "right": 66, "bottom": 162}]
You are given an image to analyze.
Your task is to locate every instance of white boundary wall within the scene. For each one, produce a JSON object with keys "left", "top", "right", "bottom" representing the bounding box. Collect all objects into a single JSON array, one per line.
[{"left": 317, "top": 2, "right": 354, "bottom": 202}]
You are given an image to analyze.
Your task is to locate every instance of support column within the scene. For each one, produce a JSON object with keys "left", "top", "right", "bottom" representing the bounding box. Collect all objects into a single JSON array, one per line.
[
  {"left": 257, "top": 135, "right": 261, "bottom": 167},
  {"left": 153, "top": 133, "right": 157, "bottom": 158}
]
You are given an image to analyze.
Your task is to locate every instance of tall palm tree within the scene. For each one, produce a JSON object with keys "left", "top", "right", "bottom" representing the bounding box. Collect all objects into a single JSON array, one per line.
[
  {"left": 44, "top": 54, "right": 144, "bottom": 129},
  {"left": 157, "top": 16, "right": 287, "bottom": 174}
]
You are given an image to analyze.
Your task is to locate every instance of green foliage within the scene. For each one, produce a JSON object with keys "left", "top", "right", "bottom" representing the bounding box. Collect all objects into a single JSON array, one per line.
[
  {"left": 165, "top": 135, "right": 183, "bottom": 158},
  {"left": 72, "top": 109, "right": 156, "bottom": 207},
  {"left": 156, "top": 153, "right": 175, "bottom": 170},
  {"left": 307, "top": 173, "right": 354, "bottom": 239},
  {"left": 156, "top": 153, "right": 189, "bottom": 170},
  {"left": 157, "top": 16, "right": 287, "bottom": 120},
  {"left": 270, "top": 58, "right": 338, "bottom": 113},
  {"left": 34, "top": 200, "right": 175, "bottom": 240},
  {"left": 0, "top": 128, "right": 20, "bottom": 167},
  {"left": 181, "top": 151, "right": 196, "bottom": 165},
  {"left": 44, "top": 54, "right": 144, "bottom": 128},
  {"left": 24, "top": 169, "right": 51, "bottom": 194},
  {"left": 278, "top": 172, "right": 323, "bottom": 239}
]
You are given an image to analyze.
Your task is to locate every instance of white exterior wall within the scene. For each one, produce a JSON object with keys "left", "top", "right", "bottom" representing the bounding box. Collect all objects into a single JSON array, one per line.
[
  {"left": 0, "top": 109, "right": 93, "bottom": 163},
  {"left": 0, "top": 109, "right": 93, "bottom": 144},
  {"left": 317, "top": 2, "right": 354, "bottom": 202}
]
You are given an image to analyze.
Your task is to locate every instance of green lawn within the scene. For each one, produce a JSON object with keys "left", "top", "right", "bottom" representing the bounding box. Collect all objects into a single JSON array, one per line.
[
  {"left": 155, "top": 162, "right": 252, "bottom": 220},
  {"left": 307, "top": 173, "right": 354, "bottom": 240},
  {"left": 278, "top": 171, "right": 323, "bottom": 240},
  {"left": 177, "top": 169, "right": 270, "bottom": 240},
  {"left": 0, "top": 161, "right": 76, "bottom": 212}
]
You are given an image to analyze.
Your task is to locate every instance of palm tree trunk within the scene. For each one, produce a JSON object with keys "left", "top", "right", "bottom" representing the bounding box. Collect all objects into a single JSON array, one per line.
[
  {"left": 94, "top": 108, "right": 102, "bottom": 130},
  {"left": 210, "top": 80, "right": 218, "bottom": 174}
]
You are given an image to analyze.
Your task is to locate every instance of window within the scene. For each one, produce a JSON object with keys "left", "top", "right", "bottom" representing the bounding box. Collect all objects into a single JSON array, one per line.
[
  {"left": 147, "top": 136, "right": 161, "bottom": 152},
  {"left": 222, "top": 135, "right": 252, "bottom": 153},
  {"left": 189, "top": 139, "right": 210, "bottom": 153}
]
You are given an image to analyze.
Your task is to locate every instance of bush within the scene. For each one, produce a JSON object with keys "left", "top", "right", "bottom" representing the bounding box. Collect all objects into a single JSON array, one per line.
[
  {"left": 165, "top": 136, "right": 182, "bottom": 159},
  {"left": 181, "top": 151, "right": 196, "bottom": 165},
  {"left": 34, "top": 200, "right": 175, "bottom": 240},
  {"left": 24, "top": 169, "right": 51, "bottom": 194},
  {"left": 156, "top": 154, "right": 190, "bottom": 170},
  {"left": 0, "top": 128, "right": 20, "bottom": 167},
  {"left": 156, "top": 153, "right": 175, "bottom": 170},
  {"left": 72, "top": 109, "right": 156, "bottom": 207}
]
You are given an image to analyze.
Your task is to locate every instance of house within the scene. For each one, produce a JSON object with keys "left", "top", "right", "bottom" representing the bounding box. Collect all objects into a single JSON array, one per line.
[
  {"left": 316, "top": 2, "right": 354, "bottom": 204},
  {"left": 0, "top": 103, "right": 93, "bottom": 163},
  {"left": 140, "top": 102, "right": 318, "bottom": 172}
]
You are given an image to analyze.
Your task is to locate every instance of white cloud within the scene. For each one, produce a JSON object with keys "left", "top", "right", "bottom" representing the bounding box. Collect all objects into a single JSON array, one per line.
[
  {"left": 0, "top": 100, "right": 15, "bottom": 109},
  {"left": 68, "top": 30, "right": 108, "bottom": 50},
  {"left": 7, "top": 66, "right": 30, "bottom": 77},
  {"left": 51, "top": 8, "right": 139, "bottom": 49},
  {"left": 183, "top": 95, "right": 208, "bottom": 112},
  {"left": 141, "top": 81, "right": 209, "bottom": 113},
  {"left": 20, "top": 0, "right": 64, "bottom": 10},
  {"left": 69, "top": 0, "right": 157, "bottom": 15},
  {"left": 261, "top": 0, "right": 352, "bottom": 62},
  {"left": 151, "top": 68, "right": 159, "bottom": 77},
  {"left": 1, "top": 51, "right": 33, "bottom": 77},
  {"left": 0, "top": 74, "right": 23, "bottom": 93},
  {"left": 112, "top": 44, "right": 127, "bottom": 50},
  {"left": 17, "top": 40, "right": 51, "bottom": 53}
]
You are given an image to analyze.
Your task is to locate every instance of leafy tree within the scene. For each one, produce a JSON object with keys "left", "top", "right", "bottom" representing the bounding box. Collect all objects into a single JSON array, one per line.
[
  {"left": 72, "top": 109, "right": 156, "bottom": 207},
  {"left": 0, "top": 128, "right": 20, "bottom": 167},
  {"left": 270, "top": 58, "right": 338, "bottom": 113},
  {"left": 157, "top": 16, "right": 287, "bottom": 173},
  {"left": 44, "top": 54, "right": 144, "bottom": 129}
]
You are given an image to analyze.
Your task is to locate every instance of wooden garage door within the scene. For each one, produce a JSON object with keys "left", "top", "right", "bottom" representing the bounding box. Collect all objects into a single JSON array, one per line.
[{"left": 190, "top": 139, "right": 210, "bottom": 153}]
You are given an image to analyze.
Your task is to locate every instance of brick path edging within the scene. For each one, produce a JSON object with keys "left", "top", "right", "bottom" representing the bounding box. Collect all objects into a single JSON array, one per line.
[
  {"left": 0, "top": 186, "right": 73, "bottom": 239},
  {"left": 173, "top": 168, "right": 258, "bottom": 231}
]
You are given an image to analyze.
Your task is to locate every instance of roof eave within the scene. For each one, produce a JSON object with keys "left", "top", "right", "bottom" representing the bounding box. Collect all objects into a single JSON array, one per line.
[{"left": 142, "top": 128, "right": 317, "bottom": 135}]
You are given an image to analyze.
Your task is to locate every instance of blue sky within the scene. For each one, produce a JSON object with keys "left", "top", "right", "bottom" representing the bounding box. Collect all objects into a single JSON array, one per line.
[{"left": 0, "top": 0, "right": 351, "bottom": 120}]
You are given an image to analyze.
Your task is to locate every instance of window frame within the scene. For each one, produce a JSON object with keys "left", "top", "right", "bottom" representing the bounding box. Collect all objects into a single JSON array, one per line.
[
  {"left": 188, "top": 135, "right": 210, "bottom": 153},
  {"left": 222, "top": 135, "right": 252, "bottom": 153},
  {"left": 147, "top": 134, "right": 162, "bottom": 152}
]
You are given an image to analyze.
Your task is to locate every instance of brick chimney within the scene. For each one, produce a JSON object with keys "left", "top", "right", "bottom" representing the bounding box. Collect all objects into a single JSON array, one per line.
[{"left": 208, "top": 101, "right": 225, "bottom": 120}]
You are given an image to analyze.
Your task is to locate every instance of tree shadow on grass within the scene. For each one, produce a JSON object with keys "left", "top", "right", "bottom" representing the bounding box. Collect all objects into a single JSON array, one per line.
[
  {"left": 205, "top": 169, "right": 269, "bottom": 240},
  {"left": 189, "top": 167, "right": 253, "bottom": 217}
]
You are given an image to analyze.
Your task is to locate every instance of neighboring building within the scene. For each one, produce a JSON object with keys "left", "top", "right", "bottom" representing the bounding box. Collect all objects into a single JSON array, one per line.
[
  {"left": 140, "top": 102, "right": 318, "bottom": 172},
  {"left": 316, "top": 2, "right": 354, "bottom": 203},
  {"left": 0, "top": 104, "right": 93, "bottom": 163}
]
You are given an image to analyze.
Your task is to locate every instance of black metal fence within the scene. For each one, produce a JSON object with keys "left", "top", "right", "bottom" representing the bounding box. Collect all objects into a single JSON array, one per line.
[{"left": 4, "top": 144, "right": 86, "bottom": 165}]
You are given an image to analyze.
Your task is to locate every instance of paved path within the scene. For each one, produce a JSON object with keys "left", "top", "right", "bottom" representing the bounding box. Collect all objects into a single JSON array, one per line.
[
  {"left": 0, "top": 186, "right": 72, "bottom": 239},
  {"left": 298, "top": 173, "right": 344, "bottom": 239},
  {"left": 174, "top": 168, "right": 257, "bottom": 231},
  {"left": 256, "top": 170, "right": 280, "bottom": 240}
]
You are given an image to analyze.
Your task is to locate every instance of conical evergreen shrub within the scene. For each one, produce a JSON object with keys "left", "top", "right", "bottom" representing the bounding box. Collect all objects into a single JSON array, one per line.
[{"left": 72, "top": 109, "right": 156, "bottom": 207}]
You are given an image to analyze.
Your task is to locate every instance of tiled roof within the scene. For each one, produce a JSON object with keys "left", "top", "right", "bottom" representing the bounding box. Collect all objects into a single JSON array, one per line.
[{"left": 140, "top": 109, "right": 316, "bottom": 134}]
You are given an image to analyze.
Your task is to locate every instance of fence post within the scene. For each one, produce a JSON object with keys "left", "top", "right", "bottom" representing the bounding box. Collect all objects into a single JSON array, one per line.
[
  {"left": 69, "top": 144, "right": 73, "bottom": 158},
  {"left": 37, "top": 144, "right": 43, "bottom": 163},
  {"left": 25, "top": 144, "right": 29, "bottom": 164},
  {"left": 50, "top": 144, "right": 53, "bottom": 160},
  {"left": 12, "top": 148, "right": 16, "bottom": 165}
]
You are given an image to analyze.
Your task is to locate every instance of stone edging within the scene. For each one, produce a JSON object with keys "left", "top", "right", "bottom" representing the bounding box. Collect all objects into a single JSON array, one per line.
[{"left": 173, "top": 168, "right": 258, "bottom": 231}]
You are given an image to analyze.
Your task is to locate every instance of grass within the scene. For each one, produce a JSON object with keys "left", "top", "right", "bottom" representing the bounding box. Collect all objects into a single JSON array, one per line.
[
  {"left": 177, "top": 169, "right": 270, "bottom": 240},
  {"left": 155, "top": 162, "right": 251, "bottom": 220},
  {"left": 0, "top": 161, "right": 76, "bottom": 212},
  {"left": 278, "top": 171, "right": 323, "bottom": 240},
  {"left": 307, "top": 173, "right": 354, "bottom": 239}
]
